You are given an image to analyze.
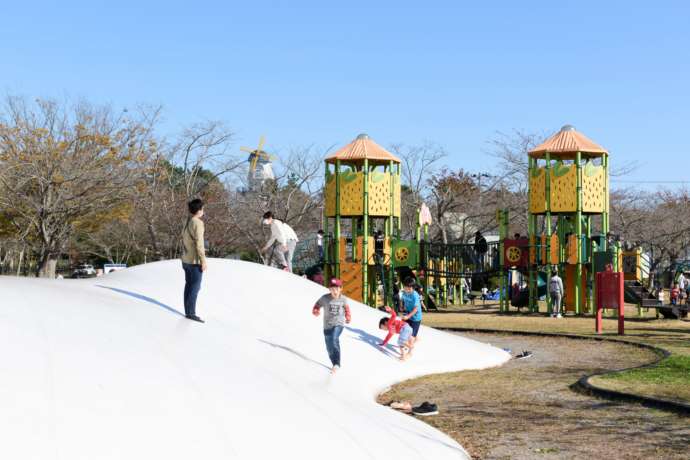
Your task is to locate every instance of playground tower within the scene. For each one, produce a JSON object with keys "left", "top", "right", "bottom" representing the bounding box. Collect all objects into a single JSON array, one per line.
[
  {"left": 526, "top": 125, "right": 609, "bottom": 314},
  {"left": 323, "top": 134, "right": 402, "bottom": 303}
]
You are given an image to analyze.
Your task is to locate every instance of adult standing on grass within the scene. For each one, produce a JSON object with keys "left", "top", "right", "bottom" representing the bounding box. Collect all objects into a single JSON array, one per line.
[
  {"left": 312, "top": 278, "right": 351, "bottom": 374},
  {"left": 549, "top": 268, "right": 564, "bottom": 318},
  {"left": 181, "top": 198, "right": 207, "bottom": 323}
]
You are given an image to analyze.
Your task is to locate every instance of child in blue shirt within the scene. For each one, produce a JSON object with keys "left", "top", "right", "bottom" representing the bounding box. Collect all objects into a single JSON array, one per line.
[{"left": 399, "top": 276, "right": 422, "bottom": 337}]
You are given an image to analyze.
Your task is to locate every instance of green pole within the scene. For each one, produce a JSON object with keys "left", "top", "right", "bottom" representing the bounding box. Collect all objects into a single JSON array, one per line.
[
  {"left": 586, "top": 215, "right": 593, "bottom": 314},
  {"left": 545, "top": 152, "right": 552, "bottom": 315},
  {"left": 324, "top": 162, "right": 330, "bottom": 284},
  {"left": 423, "top": 222, "right": 430, "bottom": 309},
  {"left": 498, "top": 209, "right": 507, "bottom": 312},
  {"left": 388, "top": 160, "right": 395, "bottom": 308},
  {"left": 573, "top": 152, "right": 583, "bottom": 315},
  {"left": 602, "top": 153, "right": 609, "bottom": 251},
  {"left": 589, "top": 237, "right": 598, "bottom": 315},
  {"left": 416, "top": 207, "right": 421, "bottom": 243},
  {"left": 498, "top": 209, "right": 504, "bottom": 312},
  {"left": 363, "top": 159, "right": 370, "bottom": 305},
  {"left": 528, "top": 157, "right": 537, "bottom": 312},
  {"left": 504, "top": 209, "right": 510, "bottom": 313},
  {"left": 335, "top": 160, "right": 342, "bottom": 279},
  {"left": 397, "top": 165, "right": 402, "bottom": 237}
]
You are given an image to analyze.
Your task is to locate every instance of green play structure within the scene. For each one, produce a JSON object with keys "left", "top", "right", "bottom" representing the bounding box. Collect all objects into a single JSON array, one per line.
[
  {"left": 497, "top": 125, "right": 626, "bottom": 314},
  {"left": 319, "top": 127, "right": 636, "bottom": 316}
]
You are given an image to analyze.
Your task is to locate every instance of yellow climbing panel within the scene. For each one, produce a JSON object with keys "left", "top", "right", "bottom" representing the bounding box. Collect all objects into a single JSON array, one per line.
[
  {"left": 582, "top": 162, "right": 605, "bottom": 213},
  {"left": 529, "top": 167, "right": 546, "bottom": 214},
  {"left": 550, "top": 163, "right": 577, "bottom": 212}
]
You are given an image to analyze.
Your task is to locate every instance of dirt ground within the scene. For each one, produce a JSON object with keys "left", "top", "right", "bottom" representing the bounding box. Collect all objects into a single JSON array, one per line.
[{"left": 378, "top": 332, "right": 690, "bottom": 460}]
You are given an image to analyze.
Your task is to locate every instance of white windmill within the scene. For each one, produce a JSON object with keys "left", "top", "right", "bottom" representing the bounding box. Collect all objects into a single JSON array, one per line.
[{"left": 240, "top": 136, "right": 276, "bottom": 192}]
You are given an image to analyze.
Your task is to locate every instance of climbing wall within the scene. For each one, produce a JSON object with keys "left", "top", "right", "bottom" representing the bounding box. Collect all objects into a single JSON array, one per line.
[
  {"left": 340, "top": 261, "right": 363, "bottom": 302},
  {"left": 567, "top": 234, "right": 578, "bottom": 264},
  {"left": 367, "top": 172, "right": 391, "bottom": 216},
  {"left": 550, "top": 164, "right": 577, "bottom": 212},
  {"left": 393, "top": 174, "right": 401, "bottom": 217},
  {"left": 582, "top": 162, "right": 605, "bottom": 213},
  {"left": 550, "top": 234, "right": 560, "bottom": 264},
  {"left": 529, "top": 167, "right": 546, "bottom": 214},
  {"left": 339, "top": 171, "right": 364, "bottom": 216},
  {"left": 325, "top": 174, "right": 336, "bottom": 216}
]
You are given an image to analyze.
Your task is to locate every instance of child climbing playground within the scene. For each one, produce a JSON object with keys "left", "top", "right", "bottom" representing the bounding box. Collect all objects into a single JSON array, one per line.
[
  {"left": 312, "top": 278, "right": 351, "bottom": 374},
  {"left": 379, "top": 306, "right": 415, "bottom": 361}
]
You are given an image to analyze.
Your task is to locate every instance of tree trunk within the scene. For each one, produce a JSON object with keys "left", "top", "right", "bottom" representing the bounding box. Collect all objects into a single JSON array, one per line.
[
  {"left": 16, "top": 248, "right": 24, "bottom": 276},
  {"left": 37, "top": 254, "right": 58, "bottom": 278}
]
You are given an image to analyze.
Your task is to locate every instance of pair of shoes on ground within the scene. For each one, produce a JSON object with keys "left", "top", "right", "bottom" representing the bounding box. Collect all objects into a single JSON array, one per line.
[
  {"left": 412, "top": 401, "right": 438, "bottom": 416},
  {"left": 514, "top": 350, "right": 533, "bottom": 360},
  {"left": 185, "top": 314, "right": 205, "bottom": 323},
  {"left": 551, "top": 313, "right": 563, "bottom": 318}
]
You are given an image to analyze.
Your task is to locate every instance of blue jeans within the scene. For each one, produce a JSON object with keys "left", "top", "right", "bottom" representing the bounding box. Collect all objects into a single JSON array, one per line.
[
  {"left": 182, "top": 262, "right": 203, "bottom": 316},
  {"left": 323, "top": 325, "right": 344, "bottom": 367},
  {"left": 407, "top": 319, "right": 421, "bottom": 337}
]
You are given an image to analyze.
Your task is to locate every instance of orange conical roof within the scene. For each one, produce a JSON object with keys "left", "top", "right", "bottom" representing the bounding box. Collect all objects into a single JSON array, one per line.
[
  {"left": 325, "top": 134, "right": 401, "bottom": 164},
  {"left": 529, "top": 125, "right": 608, "bottom": 159}
]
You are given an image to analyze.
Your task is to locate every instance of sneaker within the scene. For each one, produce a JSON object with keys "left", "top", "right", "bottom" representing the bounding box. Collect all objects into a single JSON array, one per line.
[
  {"left": 412, "top": 401, "right": 438, "bottom": 416},
  {"left": 556, "top": 313, "right": 563, "bottom": 318},
  {"left": 187, "top": 315, "right": 205, "bottom": 323},
  {"left": 514, "top": 350, "right": 533, "bottom": 360}
]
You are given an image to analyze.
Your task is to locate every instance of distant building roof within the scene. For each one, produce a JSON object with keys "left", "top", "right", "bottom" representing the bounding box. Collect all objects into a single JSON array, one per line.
[
  {"left": 529, "top": 125, "right": 608, "bottom": 159},
  {"left": 325, "top": 133, "right": 401, "bottom": 164}
]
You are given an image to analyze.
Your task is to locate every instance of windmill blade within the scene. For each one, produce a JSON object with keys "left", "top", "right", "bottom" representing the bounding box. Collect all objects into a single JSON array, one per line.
[
  {"left": 249, "top": 154, "right": 259, "bottom": 171},
  {"left": 240, "top": 147, "right": 254, "bottom": 153},
  {"left": 257, "top": 135, "right": 265, "bottom": 153}
]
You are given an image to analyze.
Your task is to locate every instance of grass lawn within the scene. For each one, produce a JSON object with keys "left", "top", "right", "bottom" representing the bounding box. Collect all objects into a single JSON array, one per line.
[
  {"left": 425, "top": 301, "right": 690, "bottom": 403},
  {"left": 592, "top": 355, "right": 690, "bottom": 404}
]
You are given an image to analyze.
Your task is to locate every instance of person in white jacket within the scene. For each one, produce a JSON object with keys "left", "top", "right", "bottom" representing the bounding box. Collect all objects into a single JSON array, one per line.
[
  {"left": 261, "top": 211, "right": 299, "bottom": 272},
  {"left": 281, "top": 219, "right": 299, "bottom": 272}
]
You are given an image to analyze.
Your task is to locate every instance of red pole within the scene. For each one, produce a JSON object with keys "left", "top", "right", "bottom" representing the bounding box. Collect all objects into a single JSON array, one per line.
[
  {"left": 595, "top": 272, "right": 603, "bottom": 334},
  {"left": 617, "top": 273, "right": 625, "bottom": 335}
]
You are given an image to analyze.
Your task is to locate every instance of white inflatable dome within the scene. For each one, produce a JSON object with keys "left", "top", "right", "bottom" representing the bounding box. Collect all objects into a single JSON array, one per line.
[{"left": 0, "top": 259, "right": 508, "bottom": 459}]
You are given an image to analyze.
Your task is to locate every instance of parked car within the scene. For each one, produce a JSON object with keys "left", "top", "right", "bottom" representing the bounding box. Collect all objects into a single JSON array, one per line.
[{"left": 72, "top": 264, "right": 96, "bottom": 278}]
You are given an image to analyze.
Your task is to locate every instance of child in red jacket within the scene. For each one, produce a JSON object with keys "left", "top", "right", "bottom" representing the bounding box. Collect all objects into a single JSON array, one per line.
[{"left": 378, "top": 306, "right": 415, "bottom": 361}]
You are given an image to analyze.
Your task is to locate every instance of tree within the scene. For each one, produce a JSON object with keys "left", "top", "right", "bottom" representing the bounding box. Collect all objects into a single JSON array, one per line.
[
  {"left": 427, "top": 168, "right": 480, "bottom": 243},
  {"left": 0, "top": 97, "right": 156, "bottom": 277}
]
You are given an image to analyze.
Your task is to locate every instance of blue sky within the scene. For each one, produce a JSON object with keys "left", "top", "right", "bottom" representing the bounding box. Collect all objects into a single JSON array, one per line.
[{"left": 2, "top": 1, "right": 689, "bottom": 188}]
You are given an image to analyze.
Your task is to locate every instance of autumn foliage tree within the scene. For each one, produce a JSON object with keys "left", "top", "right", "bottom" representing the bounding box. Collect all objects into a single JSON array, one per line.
[{"left": 0, "top": 97, "right": 156, "bottom": 277}]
